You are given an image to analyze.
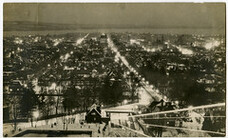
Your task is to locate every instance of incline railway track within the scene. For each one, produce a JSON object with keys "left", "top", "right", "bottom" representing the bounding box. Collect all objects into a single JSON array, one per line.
[{"left": 112, "top": 102, "right": 226, "bottom": 137}]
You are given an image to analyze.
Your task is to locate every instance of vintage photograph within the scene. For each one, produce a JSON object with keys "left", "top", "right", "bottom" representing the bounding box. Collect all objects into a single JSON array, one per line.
[{"left": 3, "top": 2, "right": 226, "bottom": 137}]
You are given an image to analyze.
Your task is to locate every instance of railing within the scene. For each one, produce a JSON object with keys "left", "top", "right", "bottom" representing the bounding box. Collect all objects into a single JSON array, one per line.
[{"left": 114, "top": 103, "right": 226, "bottom": 137}]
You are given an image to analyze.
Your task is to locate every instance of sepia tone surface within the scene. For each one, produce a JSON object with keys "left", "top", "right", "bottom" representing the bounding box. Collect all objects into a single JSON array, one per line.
[{"left": 3, "top": 3, "right": 226, "bottom": 137}]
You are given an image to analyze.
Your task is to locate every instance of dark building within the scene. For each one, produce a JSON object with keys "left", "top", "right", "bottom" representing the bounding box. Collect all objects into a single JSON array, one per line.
[
  {"left": 85, "top": 104, "right": 102, "bottom": 123},
  {"left": 100, "top": 33, "right": 107, "bottom": 44}
]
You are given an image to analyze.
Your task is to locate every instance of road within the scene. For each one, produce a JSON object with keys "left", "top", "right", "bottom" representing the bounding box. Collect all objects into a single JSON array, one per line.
[{"left": 107, "top": 34, "right": 167, "bottom": 103}]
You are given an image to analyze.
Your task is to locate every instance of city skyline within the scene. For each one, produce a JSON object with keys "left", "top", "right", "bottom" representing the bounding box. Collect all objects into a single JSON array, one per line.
[{"left": 3, "top": 2, "right": 226, "bottom": 137}]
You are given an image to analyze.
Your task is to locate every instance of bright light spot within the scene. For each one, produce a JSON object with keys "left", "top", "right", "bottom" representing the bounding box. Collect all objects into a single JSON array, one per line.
[
  {"left": 123, "top": 100, "right": 128, "bottom": 104},
  {"left": 110, "top": 78, "right": 115, "bottom": 81},
  {"left": 76, "top": 38, "right": 84, "bottom": 45},
  {"left": 218, "top": 58, "right": 222, "bottom": 62},
  {"left": 75, "top": 86, "right": 81, "bottom": 89},
  {"left": 130, "top": 39, "right": 140, "bottom": 45},
  {"left": 61, "top": 53, "right": 71, "bottom": 61},
  {"left": 14, "top": 37, "right": 23, "bottom": 44},
  {"left": 50, "top": 83, "right": 57, "bottom": 89},
  {"left": 64, "top": 66, "right": 74, "bottom": 70},
  {"left": 34, "top": 37, "right": 40, "bottom": 42},
  {"left": 204, "top": 40, "right": 220, "bottom": 50},
  {"left": 33, "top": 111, "right": 39, "bottom": 118},
  {"left": 175, "top": 101, "right": 179, "bottom": 105},
  {"left": 75, "top": 34, "right": 89, "bottom": 46},
  {"left": 24, "top": 84, "right": 27, "bottom": 88},
  {"left": 53, "top": 38, "right": 63, "bottom": 46},
  {"left": 177, "top": 47, "right": 193, "bottom": 55}
]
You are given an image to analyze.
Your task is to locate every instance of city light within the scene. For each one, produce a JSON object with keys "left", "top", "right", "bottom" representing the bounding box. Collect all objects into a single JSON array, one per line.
[
  {"left": 204, "top": 40, "right": 221, "bottom": 50},
  {"left": 3, "top": 28, "right": 225, "bottom": 137},
  {"left": 175, "top": 101, "right": 179, "bottom": 105}
]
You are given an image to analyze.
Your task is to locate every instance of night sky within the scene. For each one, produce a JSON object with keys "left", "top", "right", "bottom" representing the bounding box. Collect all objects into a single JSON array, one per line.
[{"left": 4, "top": 3, "right": 225, "bottom": 29}]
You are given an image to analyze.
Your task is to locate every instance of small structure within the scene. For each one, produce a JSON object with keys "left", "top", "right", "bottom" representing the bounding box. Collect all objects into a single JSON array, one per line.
[
  {"left": 100, "top": 33, "right": 107, "bottom": 44},
  {"left": 85, "top": 104, "right": 102, "bottom": 123}
]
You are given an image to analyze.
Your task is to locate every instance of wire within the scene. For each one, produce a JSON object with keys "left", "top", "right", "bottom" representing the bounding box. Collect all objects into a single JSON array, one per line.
[{"left": 129, "top": 103, "right": 225, "bottom": 118}]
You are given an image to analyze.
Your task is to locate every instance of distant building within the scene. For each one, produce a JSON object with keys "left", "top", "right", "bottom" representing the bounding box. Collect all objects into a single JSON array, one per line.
[{"left": 100, "top": 33, "right": 107, "bottom": 44}]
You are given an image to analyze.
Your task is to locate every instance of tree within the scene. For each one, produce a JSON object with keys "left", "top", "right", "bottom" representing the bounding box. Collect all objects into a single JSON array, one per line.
[
  {"left": 38, "top": 95, "right": 55, "bottom": 119},
  {"left": 10, "top": 95, "right": 21, "bottom": 131},
  {"left": 20, "top": 88, "right": 39, "bottom": 116},
  {"left": 100, "top": 76, "right": 124, "bottom": 105},
  {"left": 81, "top": 88, "right": 93, "bottom": 110},
  {"left": 128, "top": 72, "right": 140, "bottom": 101},
  {"left": 99, "top": 77, "right": 112, "bottom": 105},
  {"left": 19, "top": 86, "right": 39, "bottom": 127},
  {"left": 62, "top": 86, "right": 81, "bottom": 113},
  {"left": 111, "top": 80, "right": 124, "bottom": 103}
]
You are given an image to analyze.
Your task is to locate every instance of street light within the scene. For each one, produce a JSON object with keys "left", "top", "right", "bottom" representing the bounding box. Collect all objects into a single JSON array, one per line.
[
  {"left": 23, "top": 84, "right": 27, "bottom": 88},
  {"left": 123, "top": 100, "right": 128, "bottom": 105},
  {"left": 175, "top": 101, "right": 179, "bottom": 105},
  {"left": 145, "top": 81, "right": 149, "bottom": 85}
]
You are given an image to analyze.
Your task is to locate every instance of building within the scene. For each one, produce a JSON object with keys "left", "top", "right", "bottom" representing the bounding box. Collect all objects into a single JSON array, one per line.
[
  {"left": 85, "top": 104, "right": 102, "bottom": 123},
  {"left": 100, "top": 33, "right": 107, "bottom": 44}
]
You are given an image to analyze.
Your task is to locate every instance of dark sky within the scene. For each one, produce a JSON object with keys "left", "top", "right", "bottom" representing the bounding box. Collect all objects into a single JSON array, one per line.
[{"left": 4, "top": 3, "right": 225, "bottom": 28}]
